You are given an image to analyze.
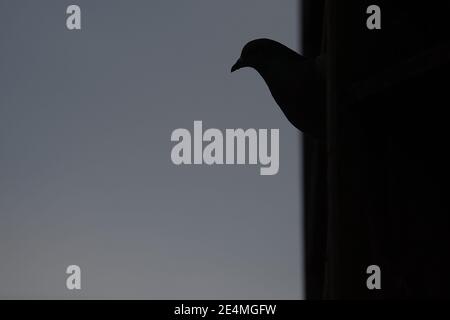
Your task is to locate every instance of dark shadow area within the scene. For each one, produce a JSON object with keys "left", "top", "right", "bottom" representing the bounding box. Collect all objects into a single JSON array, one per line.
[{"left": 302, "top": 0, "right": 450, "bottom": 298}]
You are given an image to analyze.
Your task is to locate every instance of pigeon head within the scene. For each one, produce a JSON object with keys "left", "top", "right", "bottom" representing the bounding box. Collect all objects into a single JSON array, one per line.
[
  {"left": 231, "top": 38, "right": 304, "bottom": 73},
  {"left": 230, "top": 38, "right": 325, "bottom": 138}
]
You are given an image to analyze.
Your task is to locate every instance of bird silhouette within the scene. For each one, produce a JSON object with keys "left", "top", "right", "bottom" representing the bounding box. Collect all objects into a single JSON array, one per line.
[{"left": 231, "top": 38, "right": 326, "bottom": 138}]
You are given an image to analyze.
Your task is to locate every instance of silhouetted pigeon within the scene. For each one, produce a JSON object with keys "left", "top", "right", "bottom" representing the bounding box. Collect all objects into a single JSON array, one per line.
[{"left": 231, "top": 38, "right": 325, "bottom": 138}]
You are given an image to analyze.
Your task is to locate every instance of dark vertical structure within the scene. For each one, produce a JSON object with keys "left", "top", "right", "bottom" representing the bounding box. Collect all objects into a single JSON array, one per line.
[
  {"left": 301, "top": 0, "right": 327, "bottom": 300},
  {"left": 302, "top": 0, "right": 450, "bottom": 298}
]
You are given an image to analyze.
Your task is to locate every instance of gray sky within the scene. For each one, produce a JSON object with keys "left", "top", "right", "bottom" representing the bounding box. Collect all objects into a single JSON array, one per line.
[{"left": 0, "top": 0, "right": 302, "bottom": 299}]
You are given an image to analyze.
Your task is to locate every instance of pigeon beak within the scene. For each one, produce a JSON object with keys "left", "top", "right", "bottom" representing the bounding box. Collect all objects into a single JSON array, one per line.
[{"left": 231, "top": 58, "right": 244, "bottom": 73}]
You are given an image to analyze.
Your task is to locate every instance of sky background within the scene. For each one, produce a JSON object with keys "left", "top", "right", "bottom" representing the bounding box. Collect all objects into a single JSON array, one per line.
[{"left": 0, "top": 0, "right": 303, "bottom": 299}]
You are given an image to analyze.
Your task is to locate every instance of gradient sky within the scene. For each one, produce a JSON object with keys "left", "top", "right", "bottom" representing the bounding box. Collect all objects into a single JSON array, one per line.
[{"left": 0, "top": 0, "right": 302, "bottom": 299}]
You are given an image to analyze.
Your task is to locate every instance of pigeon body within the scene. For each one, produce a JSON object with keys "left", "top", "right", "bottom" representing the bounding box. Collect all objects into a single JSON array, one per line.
[{"left": 231, "top": 38, "right": 325, "bottom": 138}]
